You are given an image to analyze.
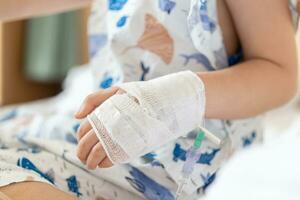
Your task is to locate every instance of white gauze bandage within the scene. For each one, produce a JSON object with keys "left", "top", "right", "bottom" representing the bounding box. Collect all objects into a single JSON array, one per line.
[{"left": 88, "top": 71, "right": 206, "bottom": 163}]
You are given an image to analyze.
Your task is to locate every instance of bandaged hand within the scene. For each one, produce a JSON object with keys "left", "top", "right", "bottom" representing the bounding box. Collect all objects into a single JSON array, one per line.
[
  {"left": 75, "top": 87, "right": 119, "bottom": 169},
  {"left": 76, "top": 71, "right": 205, "bottom": 167}
]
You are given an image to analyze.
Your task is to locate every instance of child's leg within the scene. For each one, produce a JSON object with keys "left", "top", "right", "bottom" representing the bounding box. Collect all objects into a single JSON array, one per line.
[
  {"left": 0, "top": 148, "right": 143, "bottom": 200},
  {"left": 0, "top": 182, "right": 76, "bottom": 200}
]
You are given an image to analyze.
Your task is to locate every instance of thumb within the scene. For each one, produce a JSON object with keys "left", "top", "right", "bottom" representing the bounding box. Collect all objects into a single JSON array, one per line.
[{"left": 75, "top": 87, "right": 119, "bottom": 119}]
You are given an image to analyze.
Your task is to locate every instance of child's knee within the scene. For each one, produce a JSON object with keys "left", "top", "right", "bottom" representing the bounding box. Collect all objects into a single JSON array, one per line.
[{"left": 0, "top": 182, "right": 77, "bottom": 200}]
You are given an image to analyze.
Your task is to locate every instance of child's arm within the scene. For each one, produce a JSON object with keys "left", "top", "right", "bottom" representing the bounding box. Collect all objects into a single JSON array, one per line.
[
  {"left": 0, "top": 0, "right": 91, "bottom": 21},
  {"left": 77, "top": 0, "right": 298, "bottom": 121},
  {"left": 75, "top": 0, "right": 298, "bottom": 169},
  {"left": 202, "top": 0, "right": 298, "bottom": 119}
]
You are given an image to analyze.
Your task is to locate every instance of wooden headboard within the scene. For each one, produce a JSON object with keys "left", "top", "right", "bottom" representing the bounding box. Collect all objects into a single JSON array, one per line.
[
  {"left": 0, "top": 0, "right": 91, "bottom": 22},
  {"left": 0, "top": 2, "right": 90, "bottom": 105}
]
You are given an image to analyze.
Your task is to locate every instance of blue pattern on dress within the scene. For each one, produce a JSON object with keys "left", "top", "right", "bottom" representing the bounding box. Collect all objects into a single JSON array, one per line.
[
  {"left": 17, "top": 157, "right": 55, "bottom": 184},
  {"left": 126, "top": 166, "right": 174, "bottom": 200},
  {"left": 0, "top": 144, "right": 9, "bottom": 149},
  {"left": 199, "top": 0, "right": 216, "bottom": 32},
  {"left": 108, "top": 0, "right": 128, "bottom": 10},
  {"left": 66, "top": 175, "right": 82, "bottom": 197},
  {"left": 73, "top": 123, "right": 80, "bottom": 133},
  {"left": 151, "top": 160, "right": 165, "bottom": 168},
  {"left": 66, "top": 133, "right": 78, "bottom": 144},
  {"left": 159, "top": 0, "right": 176, "bottom": 14},
  {"left": 117, "top": 16, "right": 129, "bottom": 27},
  {"left": 143, "top": 152, "right": 157, "bottom": 161},
  {"left": 89, "top": 34, "right": 108, "bottom": 58},
  {"left": 100, "top": 76, "right": 114, "bottom": 89},
  {"left": 142, "top": 153, "right": 165, "bottom": 168},
  {"left": 0, "top": 109, "right": 17, "bottom": 123},
  {"left": 180, "top": 53, "right": 215, "bottom": 71},
  {"left": 201, "top": 172, "right": 216, "bottom": 192},
  {"left": 228, "top": 49, "right": 243, "bottom": 66},
  {"left": 17, "top": 146, "right": 42, "bottom": 154},
  {"left": 140, "top": 62, "right": 150, "bottom": 81},
  {"left": 242, "top": 131, "right": 257, "bottom": 147},
  {"left": 173, "top": 143, "right": 220, "bottom": 165}
]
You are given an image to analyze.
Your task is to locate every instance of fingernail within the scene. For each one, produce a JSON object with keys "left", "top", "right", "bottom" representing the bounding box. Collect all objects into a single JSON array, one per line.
[
  {"left": 77, "top": 107, "right": 83, "bottom": 114},
  {"left": 74, "top": 113, "right": 80, "bottom": 119},
  {"left": 75, "top": 106, "right": 84, "bottom": 116}
]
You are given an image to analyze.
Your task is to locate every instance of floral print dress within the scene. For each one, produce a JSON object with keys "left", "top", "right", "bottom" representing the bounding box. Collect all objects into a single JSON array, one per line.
[{"left": 0, "top": 0, "right": 298, "bottom": 200}]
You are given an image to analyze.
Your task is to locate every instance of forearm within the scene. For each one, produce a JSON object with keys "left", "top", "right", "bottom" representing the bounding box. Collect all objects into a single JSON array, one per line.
[
  {"left": 0, "top": 0, "right": 91, "bottom": 22},
  {"left": 199, "top": 59, "right": 298, "bottom": 119}
]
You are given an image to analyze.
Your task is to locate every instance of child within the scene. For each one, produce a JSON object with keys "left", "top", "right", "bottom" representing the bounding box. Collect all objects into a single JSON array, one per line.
[
  {"left": 0, "top": 0, "right": 298, "bottom": 199},
  {"left": 75, "top": 0, "right": 299, "bottom": 198}
]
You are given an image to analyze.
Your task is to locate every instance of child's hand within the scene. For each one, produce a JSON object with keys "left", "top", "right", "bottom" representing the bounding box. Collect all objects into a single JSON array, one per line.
[
  {"left": 75, "top": 87, "right": 119, "bottom": 169},
  {"left": 74, "top": 87, "right": 119, "bottom": 119},
  {"left": 76, "top": 120, "right": 112, "bottom": 169},
  {"left": 85, "top": 71, "right": 206, "bottom": 164}
]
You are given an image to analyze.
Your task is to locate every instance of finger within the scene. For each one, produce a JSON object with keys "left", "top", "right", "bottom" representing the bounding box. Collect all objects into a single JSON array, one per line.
[
  {"left": 76, "top": 130, "right": 99, "bottom": 163},
  {"left": 86, "top": 142, "right": 106, "bottom": 170},
  {"left": 98, "top": 157, "right": 113, "bottom": 168},
  {"left": 75, "top": 87, "right": 119, "bottom": 119},
  {"left": 77, "top": 120, "right": 92, "bottom": 141},
  {"left": 115, "top": 88, "right": 126, "bottom": 94}
]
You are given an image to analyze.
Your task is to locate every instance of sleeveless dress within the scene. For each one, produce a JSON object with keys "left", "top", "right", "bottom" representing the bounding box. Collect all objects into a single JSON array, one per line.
[{"left": 0, "top": 0, "right": 298, "bottom": 200}]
